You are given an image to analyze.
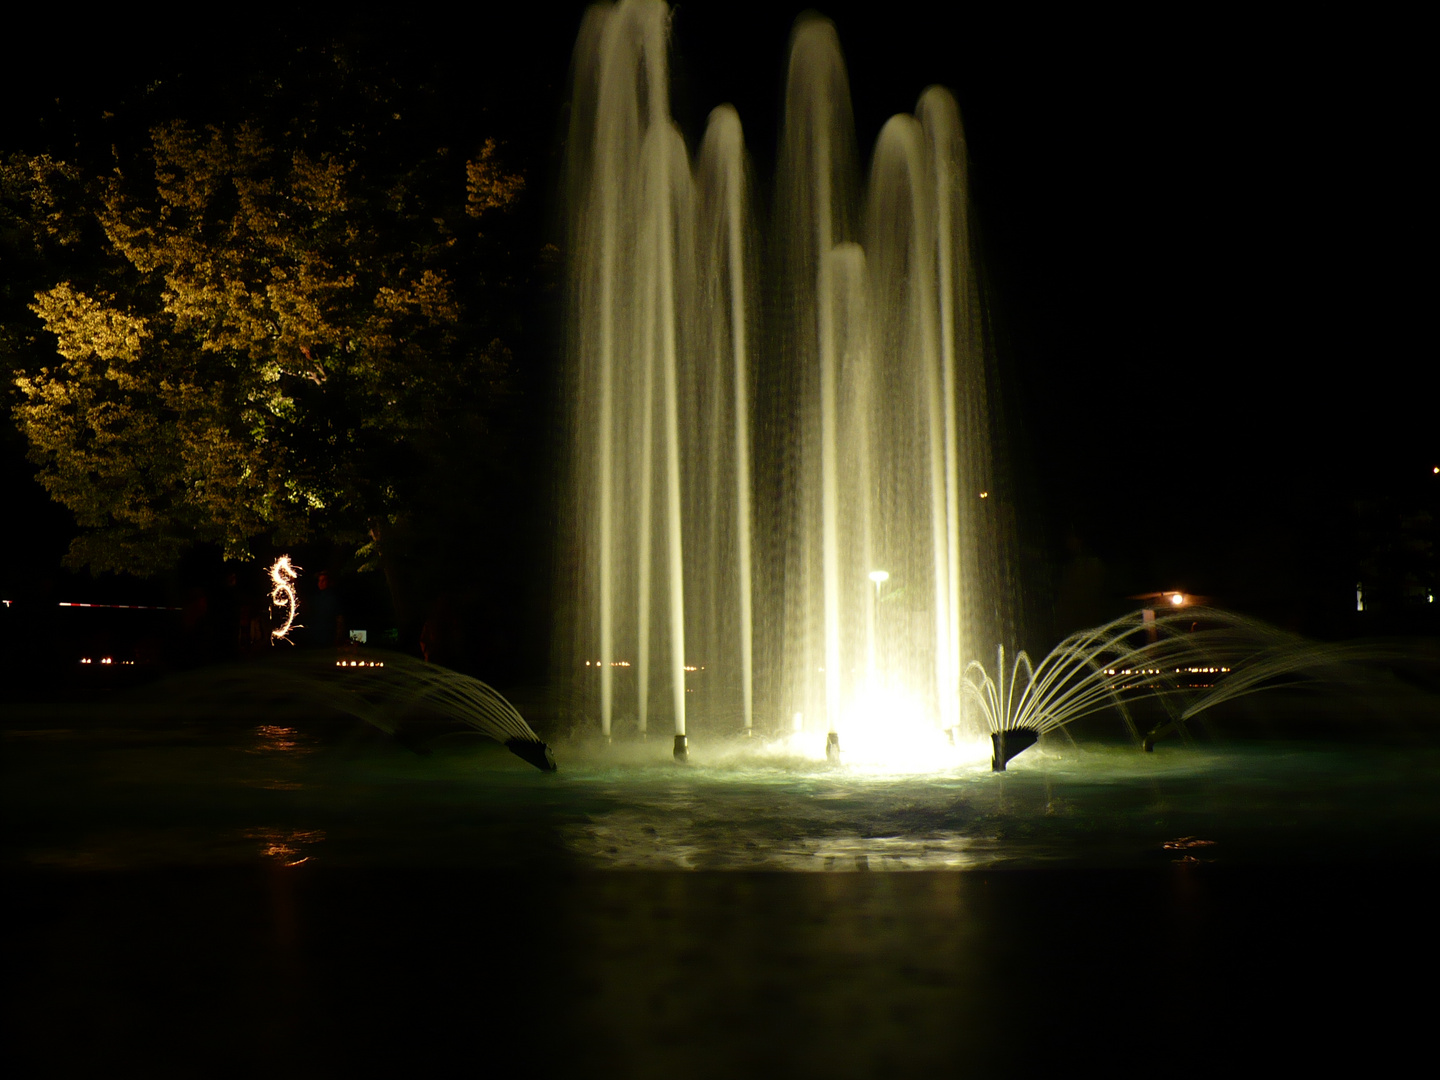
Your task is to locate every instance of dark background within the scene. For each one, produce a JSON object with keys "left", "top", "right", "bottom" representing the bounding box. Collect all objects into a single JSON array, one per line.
[{"left": 2, "top": 3, "right": 1432, "bottom": 680}]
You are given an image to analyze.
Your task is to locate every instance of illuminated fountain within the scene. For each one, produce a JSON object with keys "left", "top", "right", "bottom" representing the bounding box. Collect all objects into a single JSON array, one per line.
[
  {"left": 563, "top": 1, "right": 1014, "bottom": 760},
  {"left": 967, "top": 606, "right": 1421, "bottom": 769},
  {"left": 158, "top": 652, "right": 557, "bottom": 771}
]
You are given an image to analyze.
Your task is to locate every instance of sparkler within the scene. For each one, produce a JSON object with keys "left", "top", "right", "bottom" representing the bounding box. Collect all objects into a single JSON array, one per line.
[{"left": 269, "top": 555, "right": 301, "bottom": 642}]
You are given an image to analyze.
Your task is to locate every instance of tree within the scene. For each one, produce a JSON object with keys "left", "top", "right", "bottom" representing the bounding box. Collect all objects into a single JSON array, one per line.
[{"left": 9, "top": 106, "right": 525, "bottom": 577}]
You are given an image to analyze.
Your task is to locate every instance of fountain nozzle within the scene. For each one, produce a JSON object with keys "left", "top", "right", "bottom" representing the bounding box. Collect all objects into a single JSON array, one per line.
[
  {"left": 990, "top": 728, "right": 1039, "bottom": 771},
  {"left": 673, "top": 734, "right": 688, "bottom": 762},
  {"left": 826, "top": 731, "right": 840, "bottom": 763}
]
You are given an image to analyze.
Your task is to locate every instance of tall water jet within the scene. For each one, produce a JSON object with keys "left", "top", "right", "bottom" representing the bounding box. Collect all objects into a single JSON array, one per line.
[
  {"left": 567, "top": 0, "right": 693, "bottom": 746},
  {"left": 775, "top": 14, "right": 860, "bottom": 741},
  {"left": 695, "top": 104, "right": 757, "bottom": 736},
  {"left": 562, "top": 2, "right": 1013, "bottom": 758}
]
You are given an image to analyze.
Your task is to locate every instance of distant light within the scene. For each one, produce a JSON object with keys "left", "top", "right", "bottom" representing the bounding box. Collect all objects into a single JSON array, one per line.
[
  {"left": 868, "top": 570, "right": 889, "bottom": 584},
  {"left": 978, "top": 491, "right": 989, "bottom": 499},
  {"left": 57, "top": 601, "right": 181, "bottom": 610},
  {"left": 1433, "top": 466, "right": 1438, "bottom": 474},
  {"left": 1169, "top": 593, "right": 1185, "bottom": 606}
]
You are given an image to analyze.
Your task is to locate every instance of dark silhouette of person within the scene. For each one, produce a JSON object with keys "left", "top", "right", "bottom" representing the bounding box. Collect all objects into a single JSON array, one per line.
[
  {"left": 210, "top": 570, "right": 242, "bottom": 661},
  {"left": 301, "top": 570, "right": 347, "bottom": 648},
  {"left": 419, "top": 593, "right": 465, "bottom": 668}
]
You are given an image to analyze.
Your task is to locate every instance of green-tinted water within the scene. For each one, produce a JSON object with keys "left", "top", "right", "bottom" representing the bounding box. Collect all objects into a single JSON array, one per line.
[{"left": 4, "top": 700, "right": 1435, "bottom": 1076}]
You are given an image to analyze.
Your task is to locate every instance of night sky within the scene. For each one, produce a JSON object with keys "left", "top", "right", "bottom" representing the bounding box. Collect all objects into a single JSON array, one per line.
[{"left": 2, "top": 3, "right": 1431, "bottom": 639}]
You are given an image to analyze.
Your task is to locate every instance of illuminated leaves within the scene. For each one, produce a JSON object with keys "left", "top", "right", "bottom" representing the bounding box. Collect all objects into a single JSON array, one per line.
[
  {"left": 28, "top": 285, "right": 150, "bottom": 364},
  {"left": 465, "top": 138, "right": 525, "bottom": 229},
  {"left": 10, "top": 111, "right": 521, "bottom": 575}
]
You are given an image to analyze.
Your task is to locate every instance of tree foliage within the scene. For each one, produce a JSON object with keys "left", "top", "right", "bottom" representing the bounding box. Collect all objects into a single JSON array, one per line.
[{"left": 8, "top": 98, "right": 525, "bottom": 575}]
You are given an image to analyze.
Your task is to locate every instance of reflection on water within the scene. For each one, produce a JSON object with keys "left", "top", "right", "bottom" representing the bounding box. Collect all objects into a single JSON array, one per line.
[
  {"left": 245, "top": 827, "right": 326, "bottom": 866},
  {"left": 248, "top": 725, "right": 316, "bottom": 757},
  {"left": 246, "top": 724, "right": 319, "bottom": 790},
  {"left": 4, "top": 708, "right": 1439, "bottom": 873}
]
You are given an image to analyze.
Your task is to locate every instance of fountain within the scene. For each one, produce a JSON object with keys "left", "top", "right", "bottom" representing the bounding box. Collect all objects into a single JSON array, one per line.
[
  {"left": 562, "top": 0, "right": 1016, "bottom": 758},
  {"left": 962, "top": 604, "right": 1431, "bottom": 768},
  {"left": 7, "top": 15, "right": 1435, "bottom": 1072},
  {"left": 155, "top": 652, "right": 558, "bottom": 771}
]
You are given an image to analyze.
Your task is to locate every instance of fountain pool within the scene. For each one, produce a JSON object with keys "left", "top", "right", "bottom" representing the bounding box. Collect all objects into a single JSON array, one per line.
[
  {"left": 6, "top": 693, "right": 1437, "bottom": 873},
  {"left": 4, "top": 692, "right": 1436, "bottom": 1074}
]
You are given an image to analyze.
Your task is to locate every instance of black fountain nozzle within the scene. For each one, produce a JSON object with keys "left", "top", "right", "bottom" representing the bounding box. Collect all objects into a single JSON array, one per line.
[
  {"left": 826, "top": 731, "right": 840, "bottom": 763},
  {"left": 673, "top": 734, "right": 688, "bottom": 762},
  {"left": 505, "top": 738, "right": 558, "bottom": 772},
  {"left": 990, "top": 728, "right": 1039, "bottom": 771}
]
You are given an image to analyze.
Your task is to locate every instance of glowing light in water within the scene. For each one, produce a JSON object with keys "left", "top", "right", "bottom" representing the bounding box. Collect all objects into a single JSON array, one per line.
[
  {"left": 269, "top": 555, "right": 301, "bottom": 642},
  {"left": 836, "top": 682, "right": 984, "bottom": 770}
]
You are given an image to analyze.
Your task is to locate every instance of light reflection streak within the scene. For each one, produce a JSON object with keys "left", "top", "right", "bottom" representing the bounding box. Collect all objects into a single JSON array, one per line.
[{"left": 246, "top": 827, "right": 326, "bottom": 867}]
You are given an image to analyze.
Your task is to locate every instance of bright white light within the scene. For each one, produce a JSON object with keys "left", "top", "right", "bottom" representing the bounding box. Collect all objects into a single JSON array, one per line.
[
  {"left": 1169, "top": 592, "right": 1185, "bottom": 606},
  {"left": 868, "top": 570, "right": 889, "bottom": 584},
  {"left": 834, "top": 682, "right": 987, "bottom": 771}
]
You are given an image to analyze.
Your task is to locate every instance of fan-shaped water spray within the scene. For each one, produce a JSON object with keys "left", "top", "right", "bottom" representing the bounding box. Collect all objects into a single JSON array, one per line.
[
  {"left": 962, "top": 607, "right": 1419, "bottom": 768},
  {"left": 152, "top": 653, "right": 556, "bottom": 771}
]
